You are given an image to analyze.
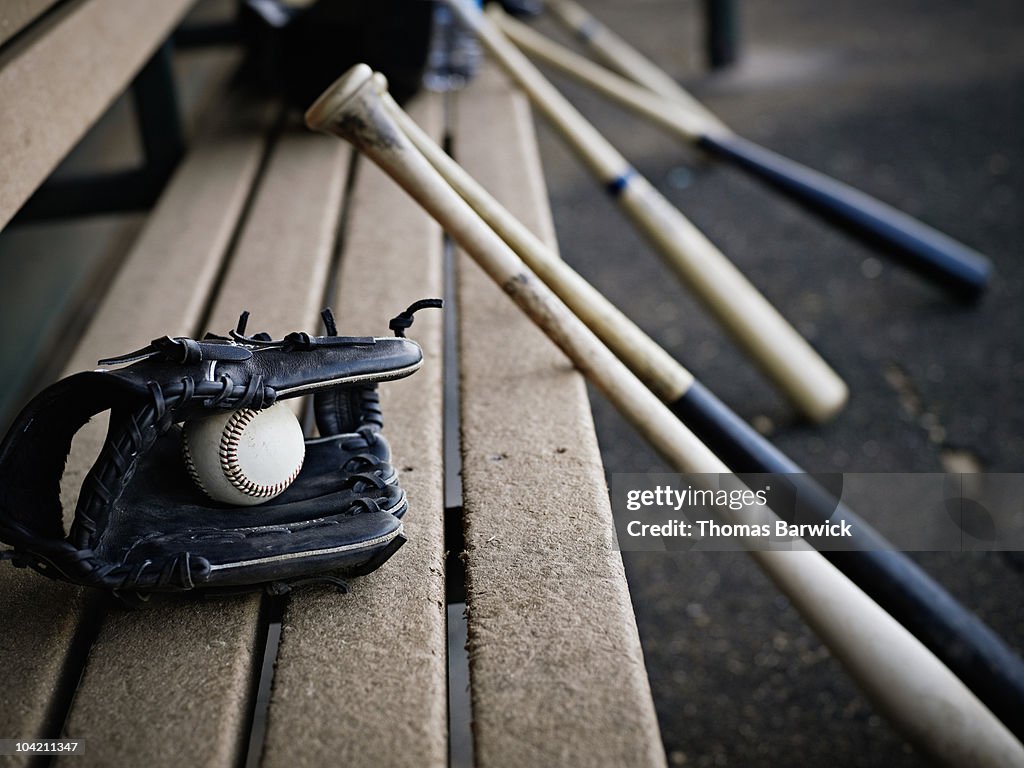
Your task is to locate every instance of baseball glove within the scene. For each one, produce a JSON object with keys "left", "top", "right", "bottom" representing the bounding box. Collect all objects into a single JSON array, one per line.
[{"left": 0, "top": 300, "right": 440, "bottom": 599}]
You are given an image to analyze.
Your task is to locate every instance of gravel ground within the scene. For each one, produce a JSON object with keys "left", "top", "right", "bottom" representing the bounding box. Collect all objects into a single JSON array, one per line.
[{"left": 528, "top": 1, "right": 1024, "bottom": 765}]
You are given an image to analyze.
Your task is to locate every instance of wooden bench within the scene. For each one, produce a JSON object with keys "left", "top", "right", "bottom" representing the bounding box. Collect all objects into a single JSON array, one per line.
[{"left": 0, "top": 6, "right": 665, "bottom": 766}]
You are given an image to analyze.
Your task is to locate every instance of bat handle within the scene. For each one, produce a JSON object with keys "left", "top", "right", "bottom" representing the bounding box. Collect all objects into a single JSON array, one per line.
[
  {"left": 698, "top": 133, "right": 993, "bottom": 302},
  {"left": 670, "top": 379, "right": 1024, "bottom": 739}
]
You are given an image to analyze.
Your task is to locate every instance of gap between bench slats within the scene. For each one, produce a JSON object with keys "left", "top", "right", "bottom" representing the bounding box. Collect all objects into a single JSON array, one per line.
[
  {"left": 261, "top": 93, "right": 448, "bottom": 768},
  {"left": 0, "top": 89, "right": 274, "bottom": 766},
  {"left": 454, "top": 66, "right": 668, "bottom": 768},
  {"left": 55, "top": 123, "right": 350, "bottom": 768},
  {"left": 0, "top": 0, "right": 195, "bottom": 231}
]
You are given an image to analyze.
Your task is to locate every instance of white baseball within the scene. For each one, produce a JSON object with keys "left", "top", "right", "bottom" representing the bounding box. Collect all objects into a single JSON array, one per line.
[{"left": 182, "top": 403, "right": 306, "bottom": 506}]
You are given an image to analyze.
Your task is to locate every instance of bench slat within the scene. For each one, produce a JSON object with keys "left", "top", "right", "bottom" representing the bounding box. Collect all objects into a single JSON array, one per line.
[
  {"left": 204, "top": 124, "right": 348, "bottom": 336},
  {"left": 0, "top": 0, "right": 195, "bottom": 231},
  {"left": 58, "top": 125, "right": 350, "bottom": 767},
  {"left": 454, "top": 66, "right": 667, "bottom": 767},
  {"left": 0, "top": 577, "right": 88, "bottom": 767},
  {"left": 61, "top": 594, "right": 265, "bottom": 766},
  {"left": 0, "top": 93, "right": 274, "bottom": 763},
  {"left": 262, "top": 95, "right": 448, "bottom": 768}
]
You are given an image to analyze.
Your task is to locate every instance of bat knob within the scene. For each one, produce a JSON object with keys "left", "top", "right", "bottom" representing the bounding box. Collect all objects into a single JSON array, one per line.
[{"left": 305, "top": 63, "right": 377, "bottom": 135}]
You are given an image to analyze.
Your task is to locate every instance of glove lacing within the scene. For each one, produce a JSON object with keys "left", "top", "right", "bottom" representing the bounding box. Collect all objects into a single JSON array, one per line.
[{"left": 72, "top": 374, "right": 276, "bottom": 590}]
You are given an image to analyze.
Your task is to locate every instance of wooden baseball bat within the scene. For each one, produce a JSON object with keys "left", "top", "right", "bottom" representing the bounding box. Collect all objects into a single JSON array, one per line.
[
  {"left": 445, "top": 0, "right": 849, "bottom": 425},
  {"left": 305, "top": 62, "right": 1024, "bottom": 766},
  {"left": 382, "top": 85, "right": 1024, "bottom": 741},
  {"left": 539, "top": 0, "right": 993, "bottom": 302}
]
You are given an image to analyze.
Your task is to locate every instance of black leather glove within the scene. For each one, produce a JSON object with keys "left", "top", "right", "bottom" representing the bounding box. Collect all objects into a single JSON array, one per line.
[{"left": 0, "top": 300, "right": 440, "bottom": 601}]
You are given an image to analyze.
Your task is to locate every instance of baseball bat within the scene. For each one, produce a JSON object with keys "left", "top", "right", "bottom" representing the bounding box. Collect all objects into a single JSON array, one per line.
[
  {"left": 305, "top": 62, "right": 1024, "bottom": 766},
  {"left": 383, "top": 85, "right": 1024, "bottom": 741},
  {"left": 539, "top": 0, "right": 993, "bottom": 302},
  {"left": 446, "top": 0, "right": 849, "bottom": 425}
]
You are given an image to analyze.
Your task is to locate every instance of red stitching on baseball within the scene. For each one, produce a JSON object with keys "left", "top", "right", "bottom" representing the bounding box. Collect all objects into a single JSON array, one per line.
[
  {"left": 218, "top": 409, "right": 303, "bottom": 498},
  {"left": 183, "top": 437, "right": 208, "bottom": 496}
]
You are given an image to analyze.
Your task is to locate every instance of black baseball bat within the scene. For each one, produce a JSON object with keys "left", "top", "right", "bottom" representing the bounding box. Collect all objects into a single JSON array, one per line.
[
  {"left": 674, "top": 380, "right": 1024, "bottom": 740},
  {"left": 502, "top": 6, "right": 993, "bottom": 301}
]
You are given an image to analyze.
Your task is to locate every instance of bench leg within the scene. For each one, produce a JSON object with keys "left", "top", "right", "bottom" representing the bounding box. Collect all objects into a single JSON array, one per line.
[{"left": 704, "top": 0, "right": 740, "bottom": 69}]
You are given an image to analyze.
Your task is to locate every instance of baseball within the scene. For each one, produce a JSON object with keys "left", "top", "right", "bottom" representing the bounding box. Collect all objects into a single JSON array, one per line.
[{"left": 182, "top": 404, "right": 306, "bottom": 506}]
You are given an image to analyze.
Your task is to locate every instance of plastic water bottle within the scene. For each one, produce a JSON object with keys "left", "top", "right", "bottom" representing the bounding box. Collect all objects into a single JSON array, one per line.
[{"left": 423, "top": 1, "right": 482, "bottom": 91}]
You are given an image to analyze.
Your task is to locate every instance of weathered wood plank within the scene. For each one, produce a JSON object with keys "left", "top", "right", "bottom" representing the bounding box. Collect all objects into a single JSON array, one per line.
[
  {"left": 58, "top": 123, "right": 350, "bottom": 768},
  {"left": 0, "top": 94, "right": 273, "bottom": 767},
  {"left": 0, "top": 576, "right": 89, "bottom": 767},
  {"left": 204, "top": 124, "right": 347, "bottom": 337},
  {"left": 0, "top": 0, "right": 196, "bottom": 230},
  {"left": 262, "top": 94, "right": 448, "bottom": 768},
  {"left": 454, "top": 66, "right": 667, "bottom": 767},
  {"left": 59, "top": 596, "right": 265, "bottom": 767}
]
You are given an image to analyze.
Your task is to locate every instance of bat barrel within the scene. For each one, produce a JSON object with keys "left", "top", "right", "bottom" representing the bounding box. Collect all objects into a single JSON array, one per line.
[{"left": 698, "top": 134, "right": 992, "bottom": 301}]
